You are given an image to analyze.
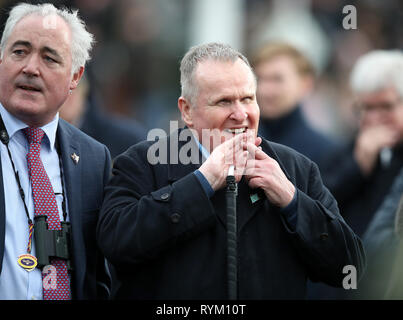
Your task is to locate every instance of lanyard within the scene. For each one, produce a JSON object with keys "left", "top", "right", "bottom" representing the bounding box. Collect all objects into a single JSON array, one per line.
[{"left": 0, "top": 115, "right": 67, "bottom": 254}]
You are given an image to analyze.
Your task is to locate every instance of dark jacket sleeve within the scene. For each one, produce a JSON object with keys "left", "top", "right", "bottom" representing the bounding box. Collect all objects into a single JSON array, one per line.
[
  {"left": 96, "top": 144, "right": 216, "bottom": 268},
  {"left": 281, "top": 159, "right": 366, "bottom": 287}
]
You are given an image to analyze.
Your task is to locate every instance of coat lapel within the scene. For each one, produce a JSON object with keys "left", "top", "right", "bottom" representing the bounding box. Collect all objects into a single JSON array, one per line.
[
  {"left": 237, "top": 138, "right": 296, "bottom": 232},
  {"left": 56, "top": 120, "right": 85, "bottom": 299},
  {"left": 210, "top": 177, "right": 266, "bottom": 231}
]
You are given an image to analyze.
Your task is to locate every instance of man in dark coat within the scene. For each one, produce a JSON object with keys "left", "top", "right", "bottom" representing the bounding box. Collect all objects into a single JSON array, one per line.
[{"left": 97, "top": 42, "right": 365, "bottom": 299}]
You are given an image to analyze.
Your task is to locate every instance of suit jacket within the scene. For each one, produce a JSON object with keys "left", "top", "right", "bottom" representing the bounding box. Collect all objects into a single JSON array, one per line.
[
  {"left": 97, "top": 129, "right": 365, "bottom": 299},
  {"left": 0, "top": 119, "right": 112, "bottom": 299}
]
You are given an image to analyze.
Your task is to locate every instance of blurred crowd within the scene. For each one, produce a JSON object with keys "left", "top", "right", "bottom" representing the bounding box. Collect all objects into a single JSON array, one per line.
[
  {"left": 0, "top": 0, "right": 401, "bottom": 136},
  {"left": 1, "top": 0, "right": 403, "bottom": 300}
]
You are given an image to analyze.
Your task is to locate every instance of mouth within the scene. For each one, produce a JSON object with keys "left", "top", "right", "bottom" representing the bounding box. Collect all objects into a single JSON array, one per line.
[
  {"left": 224, "top": 127, "right": 247, "bottom": 134},
  {"left": 17, "top": 84, "right": 42, "bottom": 92}
]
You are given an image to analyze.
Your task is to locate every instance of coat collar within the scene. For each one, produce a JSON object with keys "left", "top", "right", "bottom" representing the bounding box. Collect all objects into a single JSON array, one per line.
[{"left": 166, "top": 128, "right": 203, "bottom": 182}]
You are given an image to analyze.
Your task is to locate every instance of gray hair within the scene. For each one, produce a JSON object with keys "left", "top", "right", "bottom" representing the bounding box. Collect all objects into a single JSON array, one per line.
[
  {"left": 350, "top": 50, "right": 403, "bottom": 99},
  {"left": 180, "top": 42, "right": 255, "bottom": 105},
  {"left": 0, "top": 3, "right": 94, "bottom": 74}
]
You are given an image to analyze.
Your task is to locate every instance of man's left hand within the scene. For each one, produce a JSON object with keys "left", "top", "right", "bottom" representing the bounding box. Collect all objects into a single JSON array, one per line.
[{"left": 244, "top": 143, "right": 296, "bottom": 208}]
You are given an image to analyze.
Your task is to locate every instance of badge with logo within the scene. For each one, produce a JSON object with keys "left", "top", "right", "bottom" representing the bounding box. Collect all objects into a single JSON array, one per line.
[
  {"left": 17, "top": 222, "right": 37, "bottom": 271},
  {"left": 17, "top": 254, "right": 38, "bottom": 272}
]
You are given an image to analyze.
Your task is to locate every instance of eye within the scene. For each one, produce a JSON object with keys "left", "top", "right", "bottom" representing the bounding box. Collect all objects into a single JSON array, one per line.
[
  {"left": 44, "top": 56, "right": 57, "bottom": 63},
  {"left": 242, "top": 96, "right": 254, "bottom": 104},
  {"left": 217, "top": 99, "right": 231, "bottom": 106},
  {"left": 12, "top": 49, "right": 26, "bottom": 56}
]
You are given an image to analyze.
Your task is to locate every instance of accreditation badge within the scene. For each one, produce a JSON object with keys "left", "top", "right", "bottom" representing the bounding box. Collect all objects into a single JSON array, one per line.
[{"left": 17, "top": 254, "right": 37, "bottom": 272}]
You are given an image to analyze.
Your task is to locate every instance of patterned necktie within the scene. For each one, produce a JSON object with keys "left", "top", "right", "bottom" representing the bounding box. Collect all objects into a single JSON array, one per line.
[{"left": 24, "top": 127, "right": 71, "bottom": 300}]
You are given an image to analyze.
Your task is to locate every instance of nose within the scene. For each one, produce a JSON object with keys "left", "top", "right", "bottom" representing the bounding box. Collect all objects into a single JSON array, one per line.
[
  {"left": 229, "top": 101, "right": 248, "bottom": 122},
  {"left": 22, "top": 54, "right": 40, "bottom": 77}
]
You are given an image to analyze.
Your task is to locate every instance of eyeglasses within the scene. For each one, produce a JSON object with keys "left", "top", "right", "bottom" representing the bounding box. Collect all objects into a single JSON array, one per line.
[{"left": 355, "top": 99, "right": 403, "bottom": 114}]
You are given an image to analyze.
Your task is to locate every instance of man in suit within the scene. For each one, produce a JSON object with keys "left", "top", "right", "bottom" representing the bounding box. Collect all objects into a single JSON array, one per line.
[
  {"left": 97, "top": 42, "right": 365, "bottom": 299},
  {"left": 0, "top": 3, "right": 111, "bottom": 299}
]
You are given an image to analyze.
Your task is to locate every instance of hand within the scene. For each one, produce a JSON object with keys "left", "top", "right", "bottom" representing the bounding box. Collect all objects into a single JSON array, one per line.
[
  {"left": 198, "top": 132, "right": 260, "bottom": 191},
  {"left": 354, "top": 125, "right": 399, "bottom": 175},
  {"left": 245, "top": 143, "right": 295, "bottom": 208}
]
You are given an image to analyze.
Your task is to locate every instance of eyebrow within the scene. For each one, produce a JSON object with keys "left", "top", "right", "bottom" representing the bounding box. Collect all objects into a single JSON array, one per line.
[
  {"left": 210, "top": 91, "right": 255, "bottom": 103},
  {"left": 10, "top": 40, "right": 31, "bottom": 51}
]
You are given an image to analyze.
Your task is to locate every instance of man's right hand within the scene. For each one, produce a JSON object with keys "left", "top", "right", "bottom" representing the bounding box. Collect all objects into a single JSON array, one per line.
[
  {"left": 198, "top": 132, "right": 261, "bottom": 191},
  {"left": 354, "top": 125, "right": 399, "bottom": 175}
]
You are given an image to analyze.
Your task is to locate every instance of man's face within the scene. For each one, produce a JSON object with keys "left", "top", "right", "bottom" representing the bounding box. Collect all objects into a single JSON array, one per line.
[
  {"left": 357, "top": 87, "right": 403, "bottom": 138},
  {"left": 0, "top": 14, "right": 82, "bottom": 127},
  {"left": 255, "top": 55, "right": 310, "bottom": 119},
  {"left": 179, "top": 58, "right": 260, "bottom": 153}
]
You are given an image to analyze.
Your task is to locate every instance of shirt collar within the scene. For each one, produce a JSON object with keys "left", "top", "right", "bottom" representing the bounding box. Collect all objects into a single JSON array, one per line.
[
  {"left": 0, "top": 103, "right": 59, "bottom": 151},
  {"left": 190, "top": 131, "right": 210, "bottom": 161}
]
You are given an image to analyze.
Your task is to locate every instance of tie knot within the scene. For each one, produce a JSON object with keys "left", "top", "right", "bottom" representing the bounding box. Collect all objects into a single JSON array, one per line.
[{"left": 23, "top": 127, "right": 45, "bottom": 144}]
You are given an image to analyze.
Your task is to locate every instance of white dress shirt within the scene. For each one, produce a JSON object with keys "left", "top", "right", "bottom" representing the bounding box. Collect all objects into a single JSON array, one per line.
[{"left": 0, "top": 104, "right": 68, "bottom": 300}]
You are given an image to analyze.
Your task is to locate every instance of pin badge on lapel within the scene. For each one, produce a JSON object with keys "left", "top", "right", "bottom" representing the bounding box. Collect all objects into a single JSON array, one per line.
[
  {"left": 250, "top": 193, "right": 260, "bottom": 204},
  {"left": 71, "top": 152, "right": 79, "bottom": 164}
]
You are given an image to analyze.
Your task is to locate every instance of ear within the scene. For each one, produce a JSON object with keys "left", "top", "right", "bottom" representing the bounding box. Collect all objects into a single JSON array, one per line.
[
  {"left": 70, "top": 66, "right": 85, "bottom": 91},
  {"left": 178, "top": 96, "right": 193, "bottom": 128}
]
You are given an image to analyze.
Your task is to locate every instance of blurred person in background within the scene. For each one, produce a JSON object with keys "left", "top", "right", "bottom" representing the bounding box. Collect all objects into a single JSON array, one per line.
[
  {"left": 308, "top": 49, "right": 403, "bottom": 300},
  {"left": 322, "top": 50, "right": 403, "bottom": 239},
  {"left": 59, "top": 74, "right": 146, "bottom": 159},
  {"left": 360, "top": 167, "right": 403, "bottom": 299},
  {"left": 252, "top": 42, "right": 337, "bottom": 170}
]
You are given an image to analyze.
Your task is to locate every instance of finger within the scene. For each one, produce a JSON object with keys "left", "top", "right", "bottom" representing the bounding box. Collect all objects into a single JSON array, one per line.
[
  {"left": 247, "top": 176, "right": 262, "bottom": 190},
  {"left": 216, "top": 133, "right": 244, "bottom": 163},
  {"left": 255, "top": 136, "right": 262, "bottom": 147},
  {"left": 234, "top": 151, "right": 249, "bottom": 180},
  {"left": 226, "top": 133, "right": 251, "bottom": 164},
  {"left": 245, "top": 142, "right": 268, "bottom": 161},
  {"left": 244, "top": 159, "right": 264, "bottom": 178}
]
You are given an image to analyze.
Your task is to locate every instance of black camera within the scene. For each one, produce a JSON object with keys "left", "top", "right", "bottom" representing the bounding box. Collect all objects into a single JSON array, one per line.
[{"left": 34, "top": 215, "right": 73, "bottom": 271}]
